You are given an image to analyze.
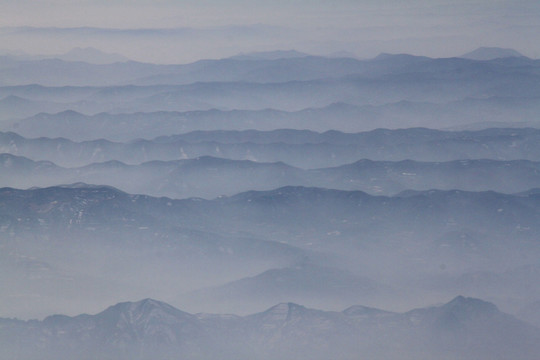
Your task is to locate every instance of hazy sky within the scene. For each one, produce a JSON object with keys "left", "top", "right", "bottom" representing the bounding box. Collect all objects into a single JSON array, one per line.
[
  {"left": 0, "top": 0, "right": 539, "bottom": 62},
  {"left": 2, "top": 0, "right": 538, "bottom": 28}
]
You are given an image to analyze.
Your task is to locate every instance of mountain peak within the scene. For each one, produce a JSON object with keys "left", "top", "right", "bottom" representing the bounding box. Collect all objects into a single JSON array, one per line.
[
  {"left": 97, "top": 298, "right": 194, "bottom": 325},
  {"left": 427, "top": 296, "right": 501, "bottom": 326},
  {"left": 443, "top": 295, "right": 498, "bottom": 313},
  {"left": 267, "top": 302, "right": 306, "bottom": 314},
  {"left": 255, "top": 302, "right": 308, "bottom": 323},
  {"left": 460, "top": 47, "right": 525, "bottom": 60},
  {"left": 0, "top": 95, "right": 32, "bottom": 104}
]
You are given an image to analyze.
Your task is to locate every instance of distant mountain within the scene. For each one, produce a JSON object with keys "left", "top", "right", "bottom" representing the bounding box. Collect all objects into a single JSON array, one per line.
[
  {"left": 0, "top": 95, "right": 66, "bottom": 119},
  {"left": 0, "top": 153, "right": 301, "bottom": 199},
  {"left": 5, "top": 93, "right": 540, "bottom": 137},
  {"left": 58, "top": 47, "right": 130, "bottom": 64},
  {"left": 3, "top": 153, "right": 540, "bottom": 198},
  {"left": 311, "top": 158, "right": 540, "bottom": 195},
  {"left": 128, "top": 56, "right": 378, "bottom": 86},
  {"left": 0, "top": 52, "right": 537, "bottom": 101},
  {"left": 3, "top": 184, "right": 540, "bottom": 269},
  {"left": 3, "top": 47, "right": 131, "bottom": 64},
  {"left": 2, "top": 183, "right": 540, "bottom": 316},
  {"left": 430, "top": 264, "right": 540, "bottom": 310},
  {"left": 1, "top": 296, "right": 538, "bottom": 360},
  {"left": 229, "top": 49, "right": 311, "bottom": 60},
  {"left": 0, "top": 153, "right": 60, "bottom": 178},
  {"left": 461, "top": 47, "right": 525, "bottom": 60},
  {"left": 3, "top": 128, "right": 540, "bottom": 169},
  {"left": 0, "top": 184, "right": 309, "bottom": 318},
  {"left": 0, "top": 59, "right": 192, "bottom": 87},
  {"left": 182, "top": 262, "right": 386, "bottom": 314},
  {"left": 0, "top": 53, "right": 379, "bottom": 86},
  {"left": 398, "top": 296, "right": 540, "bottom": 359},
  {"left": 3, "top": 39, "right": 539, "bottom": 360}
]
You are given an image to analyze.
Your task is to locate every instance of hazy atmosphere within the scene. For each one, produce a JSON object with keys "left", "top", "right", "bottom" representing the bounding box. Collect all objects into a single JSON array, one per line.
[
  {"left": 1, "top": 1, "right": 540, "bottom": 359},
  {"left": 1, "top": 0, "right": 540, "bottom": 62}
]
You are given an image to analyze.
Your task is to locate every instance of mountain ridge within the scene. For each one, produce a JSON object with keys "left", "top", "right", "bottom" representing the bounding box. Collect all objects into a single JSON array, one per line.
[
  {"left": 461, "top": 47, "right": 526, "bottom": 60},
  {"left": 1, "top": 296, "right": 538, "bottom": 360}
]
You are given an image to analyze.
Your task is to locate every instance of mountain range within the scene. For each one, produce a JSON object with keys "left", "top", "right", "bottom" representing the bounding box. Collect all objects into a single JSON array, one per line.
[
  {"left": 2, "top": 184, "right": 540, "bottom": 317},
  {"left": 1, "top": 296, "right": 538, "bottom": 360},
  {"left": 2, "top": 44, "right": 539, "bottom": 358},
  {"left": 5, "top": 95, "right": 540, "bottom": 140},
  {"left": 2, "top": 127, "right": 540, "bottom": 169},
  {"left": 1, "top": 47, "right": 130, "bottom": 64},
  {"left": 0, "top": 48, "right": 536, "bottom": 87},
  {"left": 2, "top": 153, "right": 540, "bottom": 199},
  {"left": 0, "top": 52, "right": 539, "bottom": 133}
]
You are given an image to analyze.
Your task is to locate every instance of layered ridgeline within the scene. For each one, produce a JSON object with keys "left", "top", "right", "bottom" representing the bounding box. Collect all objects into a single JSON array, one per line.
[
  {"left": 1, "top": 297, "right": 539, "bottom": 360},
  {"left": 2, "top": 128, "right": 540, "bottom": 168},
  {"left": 2, "top": 185, "right": 540, "bottom": 316},
  {"left": 1, "top": 47, "right": 539, "bottom": 359},
  {"left": 5, "top": 97, "right": 540, "bottom": 140},
  {"left": 0, "top": 52, "right": 539, "bottom": 131},
  {"left": 0, "top": 51, "right": 535, "bottom": 87},
  {"left": 2, "top": 153, "right": 540, "bottom": 198}
]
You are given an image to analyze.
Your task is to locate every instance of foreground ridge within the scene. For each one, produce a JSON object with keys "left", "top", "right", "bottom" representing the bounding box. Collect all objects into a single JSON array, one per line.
[{"left": 1, "top": 296, "right": 539, "bottom": 360}]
